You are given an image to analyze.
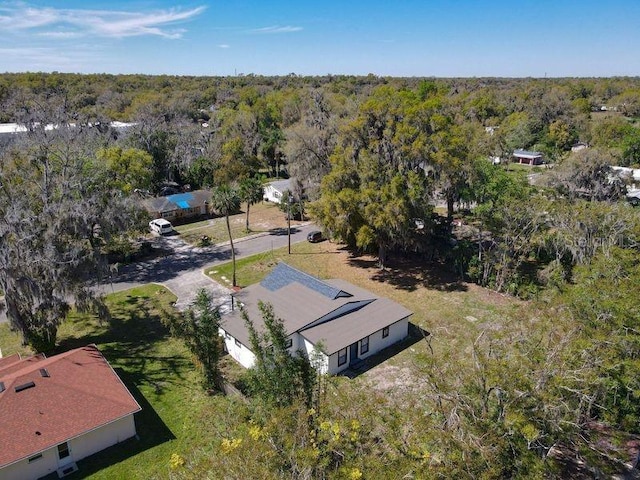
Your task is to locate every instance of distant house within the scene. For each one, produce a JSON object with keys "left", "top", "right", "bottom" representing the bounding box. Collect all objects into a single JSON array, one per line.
[
  {"left": 513, "top": 149, "right": 544, "bottom": 165},
  {"left": 143, "top": 189, "right": 212, "bottom": 222},
  {"left": 571, "top": 142, "right": 589, "bottom": 152},
  {"left": 0, "top": 345, "right": 141, "bottom": 480},
  {"left": 611, "top": 166, "right": 640, "bottom": 181},
  {"left": 263, "top": 179, "right": 293, "bottom": 204},
  {"left": 221, "top": 263, "right": 412, "bottom": 375}
]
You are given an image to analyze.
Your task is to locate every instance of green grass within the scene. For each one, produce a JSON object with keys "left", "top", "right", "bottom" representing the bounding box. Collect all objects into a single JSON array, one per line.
[
  {"left": 2, "top": 242, "right": 528, "bottom": 479},
  {"left": 0, "top": 322, "right": 33, "bottom": 358},
  {"left": 206, "top": 240, "right": 330, "bottom": 288},
  {"left": 27, "top": 284, "right": 249, "bottom": 480}
]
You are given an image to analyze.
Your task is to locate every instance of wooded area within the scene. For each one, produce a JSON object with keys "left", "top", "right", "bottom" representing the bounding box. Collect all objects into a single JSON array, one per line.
[{"left": 1, "top": 72, "right": 639, "bottom": 478}]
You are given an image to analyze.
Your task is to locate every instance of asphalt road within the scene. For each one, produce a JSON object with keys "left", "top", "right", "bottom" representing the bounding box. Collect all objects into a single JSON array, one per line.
[{"left": 0, "top": 223, "right": 317, "bottom": 324}]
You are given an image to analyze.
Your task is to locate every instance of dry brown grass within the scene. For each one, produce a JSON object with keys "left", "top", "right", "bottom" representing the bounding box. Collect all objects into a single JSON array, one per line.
[
  {"left": 175, "top": 202, "right": 291, "bottom": 245},
  {"left": 212, "top": 239, "right": 527, "bottom": 392}
]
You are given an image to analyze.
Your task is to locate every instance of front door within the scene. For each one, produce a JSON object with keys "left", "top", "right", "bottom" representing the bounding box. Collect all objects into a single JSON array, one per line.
[
  {"left": 349, "top": 342, "right": 358, "bottom": 365},
  {"left": 57, "top": 442, "right": 73, "bottom": 468}
]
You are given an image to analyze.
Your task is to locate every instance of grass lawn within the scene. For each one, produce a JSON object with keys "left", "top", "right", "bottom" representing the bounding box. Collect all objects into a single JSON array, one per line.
[
  {"left": 207, "top": 239, "right": 525, "bottom": 390},
  {"left": 0, "top": 285, "right": 250, "bottom": 480},
  {"left": 0, "top": 321, "right": 32, "bottom": 358},
  {"left": 0, "top": 240, "right": 528, "bottom": 478},
  {"left": 174, "top": 202, "right": 290, "bottom": 246}
]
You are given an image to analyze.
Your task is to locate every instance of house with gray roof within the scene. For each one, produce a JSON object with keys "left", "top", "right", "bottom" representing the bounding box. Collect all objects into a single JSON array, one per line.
[
  {"left": 220, "top": 263, "right": 412, "bottom": 374},
  {"left": 142, "top": 190, "right": 211, "bottom": 222},
  {"left": 263, "top": 179, "right": 293, "bottom": 204},
  {"left": 513, "top": 149, "right": 544, "bottom": 165}
]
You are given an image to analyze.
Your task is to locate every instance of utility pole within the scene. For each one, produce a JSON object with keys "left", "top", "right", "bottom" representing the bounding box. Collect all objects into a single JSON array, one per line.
[{"left": 287, "top": 194, "right": 293, "bottom": 254}]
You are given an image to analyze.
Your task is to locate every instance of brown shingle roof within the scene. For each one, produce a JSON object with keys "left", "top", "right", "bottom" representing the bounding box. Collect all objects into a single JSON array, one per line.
[{"left": 0, "top": 345, "right": 141, "bottom": 468}]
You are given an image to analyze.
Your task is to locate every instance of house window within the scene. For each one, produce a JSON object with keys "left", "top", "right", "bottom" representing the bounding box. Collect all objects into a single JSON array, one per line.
[
  {"left": 235, "top": 339, "right": 241, "bottom": 347},
  {"left": 382, "top": 326, "right": 389, "bottom": 338},
  {"left": 57, "top": 442, "right": 70, "bottom": 460},
  {"left": 285, "top": 338, "right": 293, "bottom": 349},
  {"left": 28, "top": 453, "right": 43, "bottom": 463},
  {"left": 360, "top": 336, "right": 369, "bottom": 355},
  {"left": 338, "top": 348, "right": 347, "bottom": 366},
  {"left": 225, "top": 332, "right": 231, "bottom": 340}
]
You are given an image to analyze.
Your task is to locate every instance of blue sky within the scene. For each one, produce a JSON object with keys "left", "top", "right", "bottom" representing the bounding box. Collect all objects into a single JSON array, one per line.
[{"left": 0, "top": 0, "right": 639, "bottom": 77}]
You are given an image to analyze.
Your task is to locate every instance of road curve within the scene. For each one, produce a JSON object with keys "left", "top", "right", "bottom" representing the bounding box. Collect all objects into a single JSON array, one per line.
[{"left": 0, "top": 223, "right": 317, "bottom": 325}]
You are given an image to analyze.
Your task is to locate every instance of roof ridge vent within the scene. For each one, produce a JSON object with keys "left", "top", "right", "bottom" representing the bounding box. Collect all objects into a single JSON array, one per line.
[
  {"left": 0, "top": 381, "right": 5, "bottom": 393},
  {"left": 39, "top": 368, "right": 50, "bottom": 378}
]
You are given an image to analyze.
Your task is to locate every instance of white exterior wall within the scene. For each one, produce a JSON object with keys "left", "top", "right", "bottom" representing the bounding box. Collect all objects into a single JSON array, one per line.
[
  {"left": 301, "top": 336, "right": 329, "bottom": 374},
  {"left": 68, "top": 415, "right": 137, "bottom": 462},
  {"left": 263, "top": 185, "right": 283, "bottom": 203},
  {"left": 221, "top": 318, "right": 410, "bottom": 376},
  {"left": 221, "top": 328, "right": 256, "bottom": 369},
  {"left": 326, "top": 317, "right": 409, "bottom": 375},
  {"left": 0, "top": 415, "right": 136, "bottom": 480},
  {"left": 1, "top": 446, "right": 59, "bottom": 480}
]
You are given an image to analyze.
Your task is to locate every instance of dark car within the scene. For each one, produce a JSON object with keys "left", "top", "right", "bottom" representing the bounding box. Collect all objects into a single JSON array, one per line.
[{"left": 307, "top": 230, "right": 324, "bottom": 243}]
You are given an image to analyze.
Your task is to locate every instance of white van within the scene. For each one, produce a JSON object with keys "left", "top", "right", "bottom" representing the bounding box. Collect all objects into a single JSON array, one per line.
[{"left": 149, "top": 218, "right": 174, "bottom": 235}]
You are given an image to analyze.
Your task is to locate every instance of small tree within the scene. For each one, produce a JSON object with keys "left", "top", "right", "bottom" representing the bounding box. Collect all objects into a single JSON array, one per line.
[
  {"left": 242, "top": 302, "right": 316, "bottom": 408},
  {"left": 211, "top": 184, "right": 241, "bottom": 286},
  {"left": 238, "top": 176, "right": 264, "bottom": 231},
  {"left": 165, "top": 289, "right": 224, "bottom": 392}
]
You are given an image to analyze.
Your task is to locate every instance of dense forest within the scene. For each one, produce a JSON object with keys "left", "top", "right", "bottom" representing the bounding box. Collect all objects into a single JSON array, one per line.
[{"left": 1, "top": 72, "right": 640, "bottom": 478}]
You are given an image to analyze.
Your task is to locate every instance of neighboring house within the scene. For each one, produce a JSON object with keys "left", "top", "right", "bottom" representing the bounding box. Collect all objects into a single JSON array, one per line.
[
  {"left": 611, "top": 166, "right": 640, "bottom": 183},
  {"left": 263, "top": 179, "right": 293, "bottom": 204},
  {"left": 513, "top": 149, "right": 544, "bottom": 165},
  {"left": 0, "top": 345, "right": 141, "bottom": 480},
  {"left": 143, "top": 189, "right": 212, "bottom": 222},
  {"left": 571, "top": 142, "right": 589, "bottom": 152},
  {"left": 0, "top": 122, "right": 135, "bottom": 146},
  {"left": 220, "top": 263, "right": 412, "bottom": 375}
]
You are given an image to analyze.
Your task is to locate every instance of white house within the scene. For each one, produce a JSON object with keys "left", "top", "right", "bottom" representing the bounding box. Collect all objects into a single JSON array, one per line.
[
  {"left": 220, "top": 263, "right": 412, "bottom": 375},
  {"left": 263, "top": 179, "right": 293, "bottom": 204},
  {"left": 571, "top": 142, "right": 589, "bottom": 152},
  {"left": 0, "top": 345, "right": 141, "bottom": 480}
]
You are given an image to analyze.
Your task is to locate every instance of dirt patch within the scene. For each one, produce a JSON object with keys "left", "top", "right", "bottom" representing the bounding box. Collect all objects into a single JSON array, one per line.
[{"left": 363, "top": 364, "right": 421, "bottom": 394}]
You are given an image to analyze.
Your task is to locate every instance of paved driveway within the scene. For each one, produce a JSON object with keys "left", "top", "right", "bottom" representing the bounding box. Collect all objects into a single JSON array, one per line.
[{"left": 0, "top": 223, "right": 316, "bottom": 324}]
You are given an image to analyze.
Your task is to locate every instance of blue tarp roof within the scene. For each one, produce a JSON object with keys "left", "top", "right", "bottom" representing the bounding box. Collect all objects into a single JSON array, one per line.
[{"left": 167, "top": 192, "right": 194, "bottom": 209}]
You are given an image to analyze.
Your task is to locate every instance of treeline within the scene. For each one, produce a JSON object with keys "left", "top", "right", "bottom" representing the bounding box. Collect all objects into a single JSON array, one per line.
[{"left": 1, "top": 73, "right": 640, "bottom": 477}]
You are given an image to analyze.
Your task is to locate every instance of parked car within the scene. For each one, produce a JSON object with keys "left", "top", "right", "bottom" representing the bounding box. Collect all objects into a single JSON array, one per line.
[
  {"left": 307, "top": 230, "right": 324, "bottom": 243},
  {"left": 149, "top": 218, "right": 174, "bottom": 235}
]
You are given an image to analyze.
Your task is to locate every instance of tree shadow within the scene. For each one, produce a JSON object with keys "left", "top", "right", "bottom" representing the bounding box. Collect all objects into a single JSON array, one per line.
[
  {"left": 55, "top": 297, "right": 189, "bottom": 393},
  {"left": 268, "top": 226, "right": 300, "bottom": 236},
  {"left": 340, "top": 322, "right": 430, "bottom": 379},
  {"left": 106, "top": 244, "right": 232, "bottom": 286},
  {"left": 43, "top": 370, "right": 176, "bottom": 480},
  {"left": 348, "top": 254, "right": 468, "bottom": 293}
]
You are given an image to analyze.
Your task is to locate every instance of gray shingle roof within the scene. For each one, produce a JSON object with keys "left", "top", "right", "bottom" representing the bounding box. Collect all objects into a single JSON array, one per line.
[
  {"left": 222, "top": 263, "right": 412, "bottom": 354},
  {"left": 261, "top": 262, "right": 350, "bottom": 300},
  {"left": 513, "top": 149, "right": 542, "bottom": 158},
  {"left": 143, "top": 189, "right": 211, "bottom": 213},
  {"left": 267, "top": 179, "right": 293, "bottom": 193}
]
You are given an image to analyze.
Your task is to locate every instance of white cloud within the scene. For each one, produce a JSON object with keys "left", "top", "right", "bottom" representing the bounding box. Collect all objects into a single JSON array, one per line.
[
  {"left": 37, "top": 31, "right": 82, "bottom": 39},
  {"left": 0, "top": 3, "right": 206, "bottom": 39},
  {"left": 247, "top": 25, "right": 303, "bottom": 34},
  {"left": 218, "top": 44, "right": 230, "bottom": 49}
]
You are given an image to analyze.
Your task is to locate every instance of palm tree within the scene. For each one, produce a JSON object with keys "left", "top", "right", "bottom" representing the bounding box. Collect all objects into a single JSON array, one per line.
[
  {"left": 238, "top": 176, "right": 264, "bottom": 232},
  {"left": 211, "top": 184, "right": 241, "bottom": 287}
]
